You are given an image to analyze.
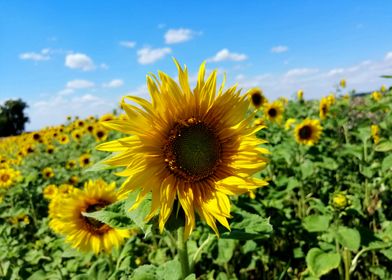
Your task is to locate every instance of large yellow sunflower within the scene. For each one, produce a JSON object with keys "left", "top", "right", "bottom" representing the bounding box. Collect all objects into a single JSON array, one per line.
[
  {"left": 263, "top": 101, "right": 284, "bottom": 123},
  {"left": 294, "top": 119, "right": 322, "bottom": 146},
  {"left": 49, "top": 180, "right": 130, "bottom": 254},
  {"left": 97, "top": 61, "right": 269, "bottom": 239}
]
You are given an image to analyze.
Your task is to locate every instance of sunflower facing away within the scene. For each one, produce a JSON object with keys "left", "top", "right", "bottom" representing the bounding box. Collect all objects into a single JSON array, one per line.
[
  {"left": 49, "top": 180, "right": 130, "bottom": 254},
  {"left": 294, "top": 119, "right": 322, "bottom": 146},
  {"left": 97, "top": 61, "right": 269, "bottom": 239}
]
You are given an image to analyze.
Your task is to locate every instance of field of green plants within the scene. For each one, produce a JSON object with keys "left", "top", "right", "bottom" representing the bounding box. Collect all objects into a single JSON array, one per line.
[{"left": 1, "top": 69, "right": 392, "bottom": 280}]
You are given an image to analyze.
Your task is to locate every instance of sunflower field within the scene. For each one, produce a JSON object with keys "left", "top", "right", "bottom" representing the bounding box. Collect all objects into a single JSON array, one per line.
[{"left": 1, "top": 63, "right": 392, "bottom": 280}]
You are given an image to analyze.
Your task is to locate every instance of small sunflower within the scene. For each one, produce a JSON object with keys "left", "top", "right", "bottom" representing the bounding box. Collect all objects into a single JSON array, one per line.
[
  {"left": 94, "top": 127, "right": 108, "bottom": 142},
  {"left": 294, "top": 119, "right": 322, "bottom": 146},
  {"left": 97, "top": 60, "right": 269, "bottom": 239},
  {"left": 71, "top": 129, "right": 84, "bottom": 142},
  {"left": 339, "top": 79, "right": 346, "bottom": 88},
  {"left": 66, "top": 160, "right": 77, "bottom": 169},
  {"left": 59, "top": 134, "right": 70, "bottom": 145},
  {"left": 0, "top": 168, "right": 15, "bottom": 189},
  {"left": 263, "top": 101, "right": 284, "bottom": 123},
  {"left": 42, "top": 167, "right": 55, "bottom": 179},
  {"left": 297, "top": 90, "right": 304, "bottom": 101},
  {"left": 79, "top": 154, "right": 92, "bottom": 168},
  {"left": 247, "top": 88, "right": 267, "bottom": 109},
  {"left": 68, "top": 175, "right": 79, "bottom": 185},
  {"left": 284, "top": 118, "right": 296, "bottom": 130},
  {"left": 86, "top": 124, "right": 95, "bottom": 133},
  {"left": 371, "top": 125, "right": 380, "bottom": 144},
  {"left": 49, "top": 180, "right": 130, "bottom": 254},
  {"left": 319, "top": 97, "right": 330, "bottom": 120},
  {"left": 99, "top": 113, "right": 115, "bottom": 123},
  {"left": 31, "top": 132, "right": 41, "bottom": 142},
  {"left": 43, "top": 184, "right": 58, "bottom": 200},
  {"left": 380, "top": 85, "right": 387, "bottom": 93},
  {"left": 46, "top": 145, "right": 55, "bottom": 154},
  {"left": 371, "top": 91, "right": 382, "bottom": 101}
]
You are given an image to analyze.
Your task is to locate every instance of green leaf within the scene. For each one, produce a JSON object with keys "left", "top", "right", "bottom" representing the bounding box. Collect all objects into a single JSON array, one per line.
[
  {"left": 320, "top": 157, "right": 338, "bottom": 170},
  {"left": 306, "top": 248, "right": 341, "bottom": 278},
  {"left": 301, "top": 160, "right": 314, "bottom": 179},
  {"left": 123, "top": 191, "right": 153, "bottom": 237},
  {"left": 375, "top": 141, "right": 392, "bottom": 152},
  {"left": 184, "top": 274, "right": 196, "bottom": 280},
  {"left": 382, "top": 154, "right": 392, "bottom": 171},
  {"left": 156, "top": 259, "right": 182, "bottom": 280},
  {"left": 303, "top": 215, "right": 331, "bottom": 232},
  {"left": 336, "top": 226, "right": 361, "bottom": 251},
  {"left": 81, "top": 200, "right": 134, "bottom": 229},
  {"left": 221, "top": 209, "right": 273, "bottom": 240},
  {"left": 381, "top": 75, "right": 392, "bottom": 78},
  {"left": 131, "top": 265, "right": 158, "bottom": 280},
  {"left": 215, "top": 239, "right": 236, "bottom": 265},
  {"left": 381, "top": 247, "right": 392, "bottom": 261}
]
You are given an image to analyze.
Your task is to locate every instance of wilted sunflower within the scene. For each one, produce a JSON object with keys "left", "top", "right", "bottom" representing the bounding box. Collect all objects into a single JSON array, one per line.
[
  {"left": 263, "top": 101, "right": 284, "bottom": 123},
  {"left": 294, "top": 119, "right": 322, "bottom": 146},
  {"left": 319, "top": 97, "right": 330, "bottom": 120},
  {"left": 247, "top": 88, "right": 267, "bottom": 109},
  {"left": 97, "top": 61, "right": 269, "bottom": 239},
  {"left": 49, "top": 180, "right": 130, "bottom": 254}
]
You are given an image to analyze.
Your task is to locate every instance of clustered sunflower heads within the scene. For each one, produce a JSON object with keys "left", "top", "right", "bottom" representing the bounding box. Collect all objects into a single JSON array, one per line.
[
  {"left": 294, "top": 119, "right": 323, "bottom": 146},
  {"left": 97, "top": 60, "right": 269, "bottom": 239},
  {"left": 48, "top": 180, "right": 130, "bottom": 254}
]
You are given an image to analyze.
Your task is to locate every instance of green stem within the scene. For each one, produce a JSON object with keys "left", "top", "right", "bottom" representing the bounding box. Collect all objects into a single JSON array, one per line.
[
  {"left": 177, "top": 227, "right": 190, "bottom": 279},
  {"left": 343, "top": 249, "right": 351, "bottom": 280},
  {"left": 190, "top": 234, "right": 214, "bottom": 272}
]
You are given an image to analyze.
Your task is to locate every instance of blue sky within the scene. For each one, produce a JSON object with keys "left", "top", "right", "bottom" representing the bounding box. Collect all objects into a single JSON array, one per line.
[{"left": 1, "top": 1, "right": 392, "bottom": 130}]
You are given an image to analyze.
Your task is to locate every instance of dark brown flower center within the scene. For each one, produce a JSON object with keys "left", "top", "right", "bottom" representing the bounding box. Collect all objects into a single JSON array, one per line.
[
  {"left": 163, "top": 119, "right": 222, "bottom": 182},
  {"left": 1, "top": 174, "right": 10, "bottom": 182},
  {"left": 268, "top": 108, "right": 277, "bottom": 117},
  {"left": 251, "top": 93, "right": 263, "bottom": 107},
  {"left": 299, "top": 125, "right": 312, "bottom": 140},
  {"left": 96, "top": 131, "right": 105, "bottom": 138},
  {"left": 82, "top": 201, "right": 111, "bottom": 234}
]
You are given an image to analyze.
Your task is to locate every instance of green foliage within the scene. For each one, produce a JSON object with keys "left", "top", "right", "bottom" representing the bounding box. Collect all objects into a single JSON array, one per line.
[{"left": 0, "top": 98, "right": 29, "bottom": 136}]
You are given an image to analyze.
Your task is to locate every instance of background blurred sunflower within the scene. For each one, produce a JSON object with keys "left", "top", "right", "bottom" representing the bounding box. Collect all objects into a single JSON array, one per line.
[
  {"left": 294, "top": 119, "right": 322, "bottom": 145},
  {"left": 49, "top": 180, "right": 130, "bottom": 254},
  {"left": 263, "top": 101, "right": 284, "bottom": 123},
  {"left": 97, "top": 60, "right": 269, "bottom": 239},
  {"left": 247, "top": 88, "right": 267, "bottom": 109}
]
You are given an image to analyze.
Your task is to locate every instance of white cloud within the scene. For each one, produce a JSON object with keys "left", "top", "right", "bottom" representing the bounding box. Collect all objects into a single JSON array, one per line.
[
  {"left": 285, "top": 68, "right": 319, "bottom": 77},
  {"left": 65, "top": 53, "right": 95, "bottom": 71},
  {"left": 137, "top": 47, "right": 171, "bottom": 64},
  {"left": 207, "top": 49, "right": 248, "bottom": 62},
  {"left": 235, "top": 50, "right": 392, "bottom": 100},
  {"left": 164, "top": 28, "right": 196, "bottom": 44},
  {"left": 58, "top": 88, "right": 74, "bottom": 96},
  {"left": 19, "top": 49, "right": 51, "bottom": 61},
  {"left": 102, "top": 79, "right": 124, "bottom": 88},
  {"left": 66, "top": 79, "right": 95, "bottom": 89},
  {"left": 100, "top": 63, "right": 109, "bottom": 69},
  {"left": 119, "top": 41, "right": 136, "bottom": 48},
  {"left": 385, "top": 52, "right": 392, "bottom": 60},
  {"left": 271, "top": 45, "right": 289, "bottom": 53}
]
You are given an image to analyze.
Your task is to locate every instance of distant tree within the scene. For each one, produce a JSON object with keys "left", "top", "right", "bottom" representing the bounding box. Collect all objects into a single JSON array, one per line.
[{"left": 0, "top": 99, "right": 29, "bottom": 137}]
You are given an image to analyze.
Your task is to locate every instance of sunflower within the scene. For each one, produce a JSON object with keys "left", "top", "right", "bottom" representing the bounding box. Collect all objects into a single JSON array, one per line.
[
  {"left": 42, "top": 167, "right": 55, "bottom": 179},
  {"left": 339, "top": 79, "right": 346, "bottom": 88},
  {"left": 371, "top": 125, "right": 380, "bottom": 144},
  {"left": 371, "top": 91, "right": 382, "bottom": 101},
  {"left": 263, "top": 101, "right": 284, "bottom": 123},
  {"left": 79, "top": 154, "right": 92, "bottom": 167},
  {"left": 59, "top": 134, "right": 70, "bottom": 145},
  {"left": 46, "top": 145, "right": 55, "bottom": 154},
  {"left": 31, "top": 132, "right": 41, "bottom": 142},
  {"left": 327, "top": 94, "right": 335, "bottom": 105},
  {"left": 49, "top": 180, "right": 130, "bottom": 254},
  {"left": 0, "top": 168, "right": 15, "bottom": 189},
  {"left": 97, "top": 61, "right": 269, "bottom": 239},
  {"left": 319, "top": 97, "right": 330, "bottom": 120},
  {"left": 43, "top": 184, "right": 58, "bottom": 199},
  {"left": 68, "top": 175, "right": 79, "bottom": 185},
  {"left": 294, "top": 119, "right": 322, "bottom": 146},
  {"left": 71, "top": 129, "right": 83, "bottom": 142},
  {"left": 297, "top": 90, "right": 304, "bottom": 101},
  {"left": 247, "top": 88, "right": 267, "bottom": 109},
  {"left": 86, "top": 124, "right": 95, "bottom": 133},
  {"left": 94, "top": 127, "right": 108, "bottom": 142},
  {"left": 66, "top": 159, "right": 77, "bottom": 169},
  {"left": 284, "top": 118, "right": 296, "bottom": 130},
  {"left": 99, "top": 113, "right": 115, "bottom": 123},
  {"left": 380, "top": 85, "right": 387, "bottom": 93}
]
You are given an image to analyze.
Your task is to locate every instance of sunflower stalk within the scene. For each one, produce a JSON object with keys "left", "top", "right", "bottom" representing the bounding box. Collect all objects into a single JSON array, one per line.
[{"left": 177, "top": 226, "right": 191, "bottom": 279}]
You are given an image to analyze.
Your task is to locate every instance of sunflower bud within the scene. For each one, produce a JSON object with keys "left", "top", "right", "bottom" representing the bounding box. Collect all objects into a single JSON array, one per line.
[{"left": 331, "top": 193, "right": 348, "bottom": 209}]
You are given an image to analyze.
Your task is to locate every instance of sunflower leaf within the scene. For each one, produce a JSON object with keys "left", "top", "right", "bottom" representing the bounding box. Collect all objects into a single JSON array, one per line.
[
  {"left": 81, "top": 200, "right": 135, "bottom": 229},
  {"left": 123, "top": 191, "right": 153, "bottom": 238}
]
